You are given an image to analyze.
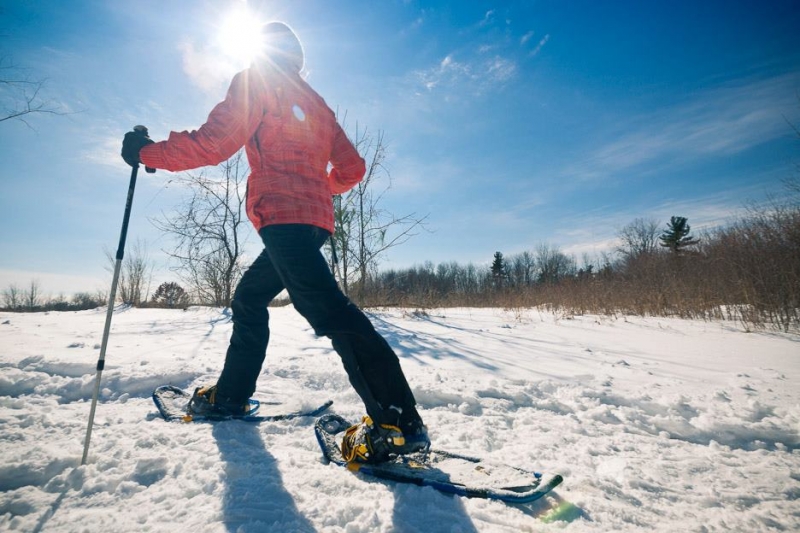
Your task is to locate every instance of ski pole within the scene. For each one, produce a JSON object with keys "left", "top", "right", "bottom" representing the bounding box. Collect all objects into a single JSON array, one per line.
[{"left": 81, "top": 163, "right": 140, "bottom": 465}]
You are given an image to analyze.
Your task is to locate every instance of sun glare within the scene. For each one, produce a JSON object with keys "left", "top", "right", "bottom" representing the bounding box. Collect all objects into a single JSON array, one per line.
[{"left": 217, "top": 6, "right": 265, "bottom": 67}]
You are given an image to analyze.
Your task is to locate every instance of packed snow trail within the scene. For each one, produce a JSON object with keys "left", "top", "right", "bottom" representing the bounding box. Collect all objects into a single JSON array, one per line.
[{"left": 1, "top": 306, "right": 798, "bottom": 532}]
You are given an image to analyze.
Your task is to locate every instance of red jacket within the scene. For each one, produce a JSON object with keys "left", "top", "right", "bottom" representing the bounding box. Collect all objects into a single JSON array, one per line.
[{"left": 140, "top": 65, "right": 366, "bottom": 234}]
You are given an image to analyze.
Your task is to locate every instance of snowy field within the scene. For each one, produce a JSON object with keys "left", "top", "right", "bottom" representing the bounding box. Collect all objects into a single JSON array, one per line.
[{"left": 1, "top": 305, "right": 798, "bottom": 532}]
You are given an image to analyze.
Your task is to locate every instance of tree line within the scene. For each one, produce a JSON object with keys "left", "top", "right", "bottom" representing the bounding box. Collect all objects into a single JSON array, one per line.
[
  {"left": 0, "top": 279, "right": 191, "bottom": 312},
  {"left": 348, "top": 187, "right": 799, "bottom": 332},
  {"left": 3, "top": 180, "right": 798, "bottom": 331}
]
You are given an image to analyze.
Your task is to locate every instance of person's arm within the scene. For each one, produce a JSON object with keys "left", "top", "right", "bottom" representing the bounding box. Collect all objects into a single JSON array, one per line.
[
  {"left": 328, "top": 122, "right": 366, "bottom": 194},
  {"left": 140, "top": 69, "right": 264, "bottom": 172}
]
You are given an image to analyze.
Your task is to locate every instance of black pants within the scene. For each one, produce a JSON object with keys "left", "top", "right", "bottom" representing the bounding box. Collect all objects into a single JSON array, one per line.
[{"left": 216, "top": 224, "right": 421, "bottom": 428}]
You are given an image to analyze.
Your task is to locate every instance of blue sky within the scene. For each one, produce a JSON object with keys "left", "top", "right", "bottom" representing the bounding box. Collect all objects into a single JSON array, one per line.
[{"left": 1, "top": 0, "right": 799, "bottom": 297}]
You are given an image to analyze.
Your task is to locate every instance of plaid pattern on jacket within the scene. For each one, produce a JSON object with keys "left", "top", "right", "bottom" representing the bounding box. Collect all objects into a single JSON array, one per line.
[{"left": 140, "top": 64, "right": 365, "bottom": 234}]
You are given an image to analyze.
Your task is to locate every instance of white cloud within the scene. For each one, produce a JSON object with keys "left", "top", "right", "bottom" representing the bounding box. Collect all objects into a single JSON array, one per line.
[
  {"left": 561, "top": 236, "right": 620, "bottom": 263},
  {"left": 563, "top": 73, "right": 800, "bottom": 182},
  {"left": 387, "top": 154, "right": 462, "bottom": 195},
  {"left": 529, "top": 34, "right": 550, "bottom": 57},
  {"left": 404, "top": 11, "right": 551, "bottom": 99},
  {"left": 521, "top": 31, "right": 535, "bottom": 45},
  {"left": 179, "top": 40, "right": 239, "bottom": 95},
  {"left": 412, "top": 52, "right": 518, "bottom": 96},
  {"left": 80, "top": 116, "right": 173, "bottom": 177},
  {"left": 486, "top": 57, "right": 516, "bottom": 82},
  {"left": 82, "top": 131, "right": 124, "bottom": 169},
  {"left": 554, "top": 188, "right": 768, "bottom": 261}
]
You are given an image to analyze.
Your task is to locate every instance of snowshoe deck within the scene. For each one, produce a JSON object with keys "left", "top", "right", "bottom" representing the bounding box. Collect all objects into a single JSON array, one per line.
[
  {"left": 153, "top": 385, "right": 332, "bottom": 422},
  {"left": 315, "top": 414, "right": 563, "bottom": 503}
]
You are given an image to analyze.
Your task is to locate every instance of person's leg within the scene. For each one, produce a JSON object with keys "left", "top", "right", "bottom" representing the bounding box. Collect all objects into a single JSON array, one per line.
[
  {"left": 215, "top": 246, "right": 285, "bottom": 403},
  {"left": 259, "top": 224, "right": 421, "bottom": 429}
]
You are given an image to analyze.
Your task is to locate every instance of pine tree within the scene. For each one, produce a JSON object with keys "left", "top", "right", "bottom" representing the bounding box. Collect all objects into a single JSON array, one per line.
[
  {"left": 659, "top": 216, "right": 700, "bottom": 254},
  {"left": 490, "top": 251, "right": 507, "bottom": 288},
  {"left": 152, "top": 282, "right": 190, "bottom": 308}
]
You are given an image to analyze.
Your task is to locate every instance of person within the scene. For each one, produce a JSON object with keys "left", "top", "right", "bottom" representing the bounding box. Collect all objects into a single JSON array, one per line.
[{"left": 121, "top": 22, "right": 428, "bottom": 463}]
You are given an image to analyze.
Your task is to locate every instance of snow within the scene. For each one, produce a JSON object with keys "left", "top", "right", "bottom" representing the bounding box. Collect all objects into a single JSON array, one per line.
[{"left": 1, "top": 306, "right": 798, "bottom": 532}]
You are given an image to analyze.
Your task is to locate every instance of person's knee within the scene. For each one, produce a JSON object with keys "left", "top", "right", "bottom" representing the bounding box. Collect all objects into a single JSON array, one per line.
[
  {"left": 231, "top": 296, "right": 268, "bottom": 323},
  {"left": 297, "top": 299, "right": 374, "bottom": 338}
]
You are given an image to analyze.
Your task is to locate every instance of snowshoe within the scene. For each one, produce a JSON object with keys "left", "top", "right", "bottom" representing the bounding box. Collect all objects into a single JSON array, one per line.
[
  {"left": 341, "top": 415, "right": 430, "bottom": 464},
  {"left": 187, "top": 385, "right": 252, "bottom": 419}
]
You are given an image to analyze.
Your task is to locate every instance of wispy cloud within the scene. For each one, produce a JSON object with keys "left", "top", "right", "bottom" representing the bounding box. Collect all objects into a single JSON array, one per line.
[
  {"left": 529, "top": 34, "right": 550, "bottom": 57},
  {"left": 558, "top": 186, "right": 771, "bottom": 260},
  {"left": 403, "top": 5, "right": 553, "bottom": 99},
  {"left": 179, "top": 40, "right": 240, "bottom": 95},
  {"left": 520, "top": 30, "right": 535, "bottom": 45},
  {"left": 412, "top": 52, "right": 517, "bottom": 96},
  {"left": 478, "top": 10, "right": 496, "bottom": 27},
  {"left": 563, "top": 73, "right": 800, "bottom": 181},
  {"left": 80, "top": 99, "right": 179, "bottom": 173},
  {"left": 81, "top": 131, "right": 122, "bottom": 169},
  {"left": 399, "top": 11, "right": 426, "bottom": 36}
]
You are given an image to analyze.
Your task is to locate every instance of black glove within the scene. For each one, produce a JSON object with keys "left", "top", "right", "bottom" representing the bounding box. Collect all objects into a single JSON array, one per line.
[{"left": 122, "top": 125, "right": 156, "bottom": 173}]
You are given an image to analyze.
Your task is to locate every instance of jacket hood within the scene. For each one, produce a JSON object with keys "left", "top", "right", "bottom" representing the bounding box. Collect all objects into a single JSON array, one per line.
[{"left": 259, "top": 22, "right": 304, "bottom": 73}]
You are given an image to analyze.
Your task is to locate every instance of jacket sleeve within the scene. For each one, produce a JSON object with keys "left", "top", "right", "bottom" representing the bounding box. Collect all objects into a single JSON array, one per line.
[
  {"left": 328, "top": 122, "right": 366, "bottom": 195},
  {"left": 140, "top": 69, "right": 264, "bottom": 172}
]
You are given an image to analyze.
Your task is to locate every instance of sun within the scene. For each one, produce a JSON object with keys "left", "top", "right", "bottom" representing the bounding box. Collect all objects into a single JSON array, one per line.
[{"left": 216, "top": 6, "right": 265, "bottom": 68}]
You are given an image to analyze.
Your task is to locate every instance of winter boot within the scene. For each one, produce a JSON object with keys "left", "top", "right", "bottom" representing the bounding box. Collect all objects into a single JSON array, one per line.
[
  {"left": 187, "top": 385, "right": 251, "bottom": 419},
  {"left": 341, "top": 415, "right": 430, "bottom": 464}
]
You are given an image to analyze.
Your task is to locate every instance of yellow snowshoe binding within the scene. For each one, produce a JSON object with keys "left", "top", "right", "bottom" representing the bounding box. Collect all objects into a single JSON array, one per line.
[{"left": 341, "top": 415, "right": 429, "bottom": 464}]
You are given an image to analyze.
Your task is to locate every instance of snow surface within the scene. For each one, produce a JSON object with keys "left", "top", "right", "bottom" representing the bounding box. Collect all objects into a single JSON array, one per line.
[{"left": 1, "top": 306, "right": 798, "bottom": 532}]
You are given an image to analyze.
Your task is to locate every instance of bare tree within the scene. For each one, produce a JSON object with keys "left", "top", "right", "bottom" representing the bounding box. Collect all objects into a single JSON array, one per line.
[
  {"left": 331, "top": 125, "right": 428, "bottom": 297},
  {"left": 508, "top": 251, "right": 536, "bottom": 287},
  {"left": 104, "top": 239, "right": 153, "bottom": 305},
  {"left": 330, "top": 194, "right": 355, "bottom": 293},
  {"left": 72, "top": 292, "right": 105, "bottom": 310},
  {"left": 2, "top": 283, "right": 21, "bottom": 310},
  {"left": 617, "top": 217, "right": 661, "bottom": 260},
  {"left": 535, "top": 243, "right": 576, "bottom": 284},
  {"left": 23, "top": 279, "right": 42, "bottom": 311},
  {"left": 1, "top": 55, "right": 67, "bottom": 127},
  {"left": 153, "top": 150, "right": 251, "bottom": 307}
]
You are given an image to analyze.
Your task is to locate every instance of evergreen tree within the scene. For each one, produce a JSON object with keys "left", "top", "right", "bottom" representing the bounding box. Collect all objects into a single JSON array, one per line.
[
  {"left": 152, "top": 282, "right": 190, "bottom": 308},
  {"left": 659, "top": 216, "right": 699, "bottom": 254},
  {"left": 490, "top": 251, "right": 507, "bottom": 288}
]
